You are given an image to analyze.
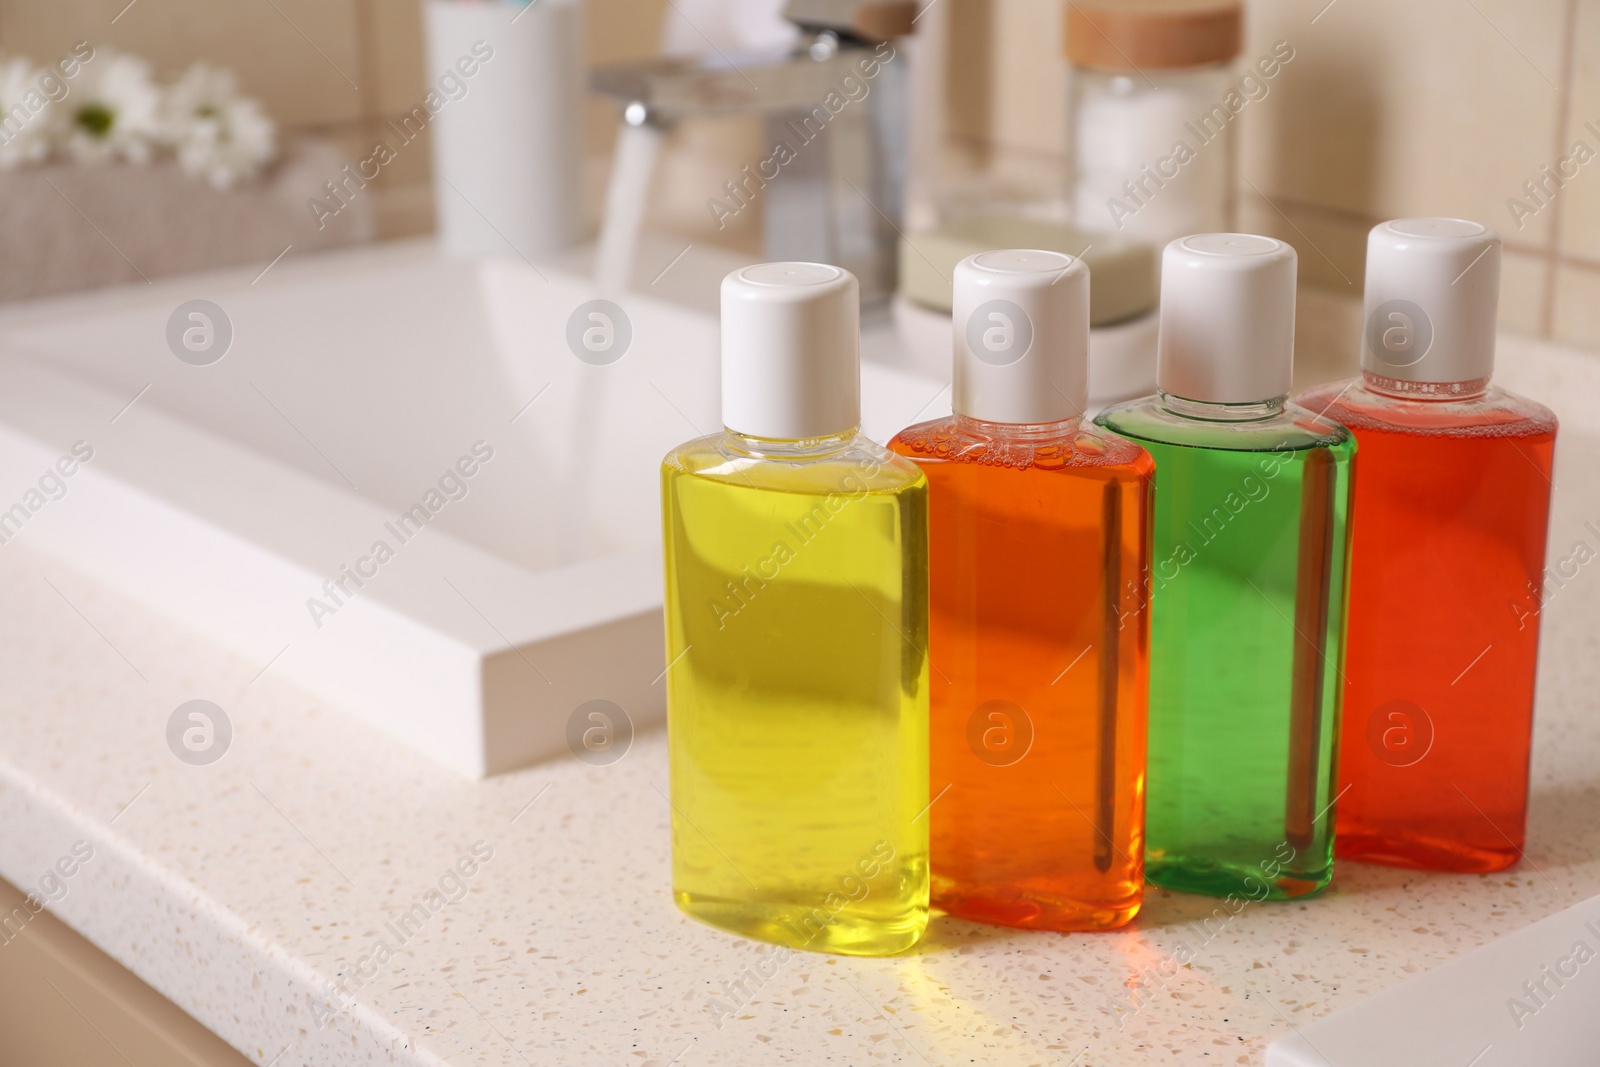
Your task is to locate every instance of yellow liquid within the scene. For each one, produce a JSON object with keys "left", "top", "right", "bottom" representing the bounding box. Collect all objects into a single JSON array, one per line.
[{"left": 660, "top": 431, "right": 930, "bottom": 956}]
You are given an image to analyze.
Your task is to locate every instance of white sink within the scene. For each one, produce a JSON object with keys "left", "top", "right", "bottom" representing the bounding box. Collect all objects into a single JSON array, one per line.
[{"left": 0, "top": 239, "right": 949, "bottom": 776}]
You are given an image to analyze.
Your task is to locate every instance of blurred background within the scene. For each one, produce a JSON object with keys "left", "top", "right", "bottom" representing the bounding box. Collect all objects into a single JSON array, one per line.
[{"left": 1, "top": 0, "right": 1593, "bottom": 347}]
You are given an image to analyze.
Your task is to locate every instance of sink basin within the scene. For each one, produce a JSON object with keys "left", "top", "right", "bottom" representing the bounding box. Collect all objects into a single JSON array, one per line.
[{"left": 0, "top": 239, "right": 949, "bottom": 776}]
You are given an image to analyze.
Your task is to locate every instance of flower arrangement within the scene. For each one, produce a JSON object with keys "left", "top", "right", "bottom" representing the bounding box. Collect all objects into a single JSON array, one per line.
[{"left": 0, "top": 43, "right": 276, "bottom": 189}]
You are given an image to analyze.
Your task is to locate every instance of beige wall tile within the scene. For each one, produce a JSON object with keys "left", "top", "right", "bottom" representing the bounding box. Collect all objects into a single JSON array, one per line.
[
  {"left": 587, "top": 0, "right": 666, "bottom": 61},
  {"left": 985, "top": 0, "right": 1065, "bottom": 158},
  {"left": 0, "top": 0, "right": 364, "bottom": 129},
  {"left": 1559, "top": 0, "right": 1600, "bottom": 261},
  {"left": 1235, "top": 191, "right": 1367, "bottom": 294},
  {"left": 373, "top": 182, "right": 435, "bottom": 240},
  {"left": 364, "top": 0, "right": 427, "bottom": 118},
  {"left": 1500, "top": 248, "right": 1552, "bottom": 337},
  {"left": 945, "top": 0, "right": 994, "bottom": 150},
  {"left": 1553, "top": 262, "right": 1600, "bottom": 346},
  {"left": 1293, "top": 287, "right": 1363, "bottom": 389},
  {"left": 328, "top": 119, "right": 435, "bottom": 191},
  {"left": 1242, "top": 0, "right": 1567, "bottom": 245}
]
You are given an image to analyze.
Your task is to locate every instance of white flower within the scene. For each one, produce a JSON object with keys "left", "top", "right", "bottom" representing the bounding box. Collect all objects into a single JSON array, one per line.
[
  {"left": 64, "top": 49, "right": 162, "bottom": 164},
  {"left": 0, "top": 57, "right": 65, "bottom": 167},
  {"left": 162, "top": 63, "right": 276, "bottom": 189}
]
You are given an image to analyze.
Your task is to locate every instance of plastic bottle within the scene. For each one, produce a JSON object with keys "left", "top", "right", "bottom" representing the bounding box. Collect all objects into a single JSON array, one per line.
[
  {"left": 1297, "top": 219, "right": 1557, "bottom": 873},
  {"left": 1096, "top": 234, "right": 1354, "bottom": 900},
  {"left": 888, "top": 250, "right": 1152, "bottom": 930},
  {"left": 660, "top": 263, "right": 931, "bottom": 955}
]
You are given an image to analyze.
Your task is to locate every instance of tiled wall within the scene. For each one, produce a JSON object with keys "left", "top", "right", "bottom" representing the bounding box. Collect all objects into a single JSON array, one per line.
[
  {"left": 2, "top": 0, "right": 1596, "bottom": 348},
  {"left": 951, "top": 0, "right": 1599, "bottom": 350}
]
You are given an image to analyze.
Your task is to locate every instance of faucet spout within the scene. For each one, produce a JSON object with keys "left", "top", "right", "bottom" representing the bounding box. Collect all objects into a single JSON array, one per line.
[{"left": 591, "top": 1, "right": 916, "bottom": 306}]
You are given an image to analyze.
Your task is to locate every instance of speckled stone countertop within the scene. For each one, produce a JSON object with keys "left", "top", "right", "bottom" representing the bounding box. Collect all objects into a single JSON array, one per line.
[{"left": 2, "top": 335, "right": 1599, "bottom": 1067}]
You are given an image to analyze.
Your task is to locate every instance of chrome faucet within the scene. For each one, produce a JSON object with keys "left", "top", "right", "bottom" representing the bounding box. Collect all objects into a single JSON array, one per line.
[{"left": 592, "top": 0, "right": 917, "bottom": 306}]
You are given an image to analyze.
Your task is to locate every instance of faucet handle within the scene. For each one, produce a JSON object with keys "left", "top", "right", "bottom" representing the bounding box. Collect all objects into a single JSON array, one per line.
[{"left": 782, "top": 0, "right": 918, "bottom": 42}]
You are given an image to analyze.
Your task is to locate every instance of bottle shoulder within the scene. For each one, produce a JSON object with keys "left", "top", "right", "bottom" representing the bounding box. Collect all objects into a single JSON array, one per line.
[
  {"left": 1094, "top": 395, "right": 1352, "bottom": 454},
  {"left": 663, "top": 431, "right": 925, "bottom": 496},
  {"left": 1296, "top": 378, "right": 1558, "bottom": 439},
  {"left": 888, "top": 415, "right": 1154, "bottom": 477}
]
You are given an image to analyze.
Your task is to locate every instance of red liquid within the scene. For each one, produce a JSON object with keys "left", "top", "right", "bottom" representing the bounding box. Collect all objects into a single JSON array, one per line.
[
  {"left": 889, "top": 416, "right": 1151, "bottom": 929},
  {"left": 1298, "top": 377, "right": 1557, "bottom": 872}
]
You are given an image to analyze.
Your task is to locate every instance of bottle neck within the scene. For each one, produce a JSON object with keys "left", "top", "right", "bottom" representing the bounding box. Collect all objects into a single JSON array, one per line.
[
  {"left": 1157, "top": 391, "right": 1287, "bottom": 422},
  {"left": 1361, "top": 369, "right": 1489, "bottom": 401},
  {"left": 955, "top": 412, "right": 1082, "bottom": 440},
  {"left": 723, "top": 426, "right": 858, "bottom": 458}
]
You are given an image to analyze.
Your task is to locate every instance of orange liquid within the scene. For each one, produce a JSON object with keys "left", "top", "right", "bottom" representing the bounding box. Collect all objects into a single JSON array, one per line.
[
  {"left": 1301, "top": 380, "right": 1557, "bottom": 872},
  {"left": 889, "top": 417, "right": 1151, "bottom": 930}
]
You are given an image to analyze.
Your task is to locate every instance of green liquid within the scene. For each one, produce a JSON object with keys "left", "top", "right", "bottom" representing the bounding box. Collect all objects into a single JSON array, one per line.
[{"left": 1096, "top": 399, "right": 1354, "bottom": 900}]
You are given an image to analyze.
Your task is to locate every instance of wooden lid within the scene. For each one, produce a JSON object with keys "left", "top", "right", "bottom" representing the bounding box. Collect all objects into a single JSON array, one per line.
[
  {"left": 784, "top": 0, "right": 919, "bottom": 41},
  {"left": 1064, "top": 0, "right": 1242, "bottom": 70}
]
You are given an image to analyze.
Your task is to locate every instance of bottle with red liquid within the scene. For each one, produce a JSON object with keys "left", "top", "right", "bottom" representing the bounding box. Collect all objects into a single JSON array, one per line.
[
  {"left": 889, "top": 250, "right": 1152, "bottom": 930},
  {"left": 1297, "top": 219, "right": 1557, "bottom": 873}
]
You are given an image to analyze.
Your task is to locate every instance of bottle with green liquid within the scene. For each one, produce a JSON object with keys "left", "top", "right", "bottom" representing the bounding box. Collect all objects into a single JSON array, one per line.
[
  {"left": 660, "top": 263, "right": 931, "bottom": 955},
  {"left": 1096, "top": 235, "right": 1354, "bottom": 900}
]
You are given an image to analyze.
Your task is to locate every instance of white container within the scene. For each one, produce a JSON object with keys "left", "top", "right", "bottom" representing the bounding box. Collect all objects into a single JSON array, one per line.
[
  {"left": 1065, "top": 0, "right": 1243, "bottom": 252},
  {"left": 423, "top": 0, "right": 585, "bottom": 258},
  {"left": 1071, "top": 68, "right": 1234, "bottom": 244}
]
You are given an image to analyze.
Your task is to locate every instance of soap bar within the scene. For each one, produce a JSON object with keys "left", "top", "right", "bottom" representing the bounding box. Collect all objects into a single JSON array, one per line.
[
  {"left": 1267, "top": 892, "right": 1600, "bottom": 1065},
  {"left": 898, "top": 214, "right": 1154, "bottom": 325}
]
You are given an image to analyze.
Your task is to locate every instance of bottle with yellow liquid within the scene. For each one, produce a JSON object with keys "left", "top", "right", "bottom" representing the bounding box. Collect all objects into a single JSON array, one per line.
[{"left": 660, "top": 263, "right": 931, "bottom": 956}]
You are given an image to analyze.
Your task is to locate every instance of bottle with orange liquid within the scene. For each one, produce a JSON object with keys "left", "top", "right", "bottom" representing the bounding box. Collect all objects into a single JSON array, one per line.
[
  {"left": 889, "top": 250, "right": 1152, "bottom": 930},
  {"left": 1297, "top": 219, "right": 1557, "bottom": 872}
]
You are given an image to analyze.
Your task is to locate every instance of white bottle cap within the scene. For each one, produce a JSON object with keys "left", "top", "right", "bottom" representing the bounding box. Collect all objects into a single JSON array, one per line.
[
  {"left": 1157, "top": 233, "right": 1297, "bottom": 403},
  {"left": 720, "top": 262, "right": 861, "bottom": 439},
  {"left": 1362, "top": 218, "right": 1499, "bottom": 384},
  {"left": 952, "top": 250, "right": 1090, "bottom": 423}
]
